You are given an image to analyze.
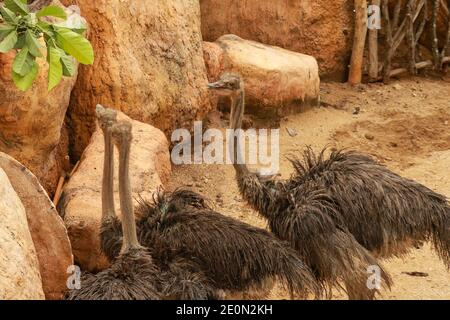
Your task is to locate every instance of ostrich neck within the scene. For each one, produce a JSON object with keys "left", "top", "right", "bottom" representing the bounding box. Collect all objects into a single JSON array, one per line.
[
  {"left": 101, "top": 129, "right": 116, "bottom": 223},
  {"left": 231, "top": 89, "right": 275, "bottom": 219},
  {"left": 118, "top": 140, "right": 140, "bottom": 252},
  {"left": 231, "top": 89, "right": 250, "bottom": 176}
]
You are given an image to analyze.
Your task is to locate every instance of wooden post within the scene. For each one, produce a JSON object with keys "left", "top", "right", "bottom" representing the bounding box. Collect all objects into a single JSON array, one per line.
[
  {"left": 368, "top": 0, "right": 380, "bottom": 81},
  {"left": 349, "top": 0, "right": 368, "bottom": 84},
  {"left": 431, "top": 0, "right": 441, "bottom": 69},
  {"left": 382, "top": 0, "right": 393, "bottom": 82},
  {"left": 406, "top": 0, "right": 416, "bottom": 74},
  {"left": 393, "top": 0, "right": 404, "bottom": 30},
  {"left": 440, "top": 0, "right": 450, "bottom": 68},
  {"left": 53, "top": 174, "right": 66, "bottom": 207}
]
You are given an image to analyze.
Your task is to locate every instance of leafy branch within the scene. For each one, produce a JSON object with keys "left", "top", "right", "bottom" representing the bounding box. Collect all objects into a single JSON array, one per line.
[{"left": 0, "top": 0, "right": 94, "bottom": 91}]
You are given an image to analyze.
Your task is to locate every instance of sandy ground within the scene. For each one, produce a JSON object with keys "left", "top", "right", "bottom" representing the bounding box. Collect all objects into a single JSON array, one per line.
[{"left": 167, "top": 77, "right": 450, "bottom": 300}]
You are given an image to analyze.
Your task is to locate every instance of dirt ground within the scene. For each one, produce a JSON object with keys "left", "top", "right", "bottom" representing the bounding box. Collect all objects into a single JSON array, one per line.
[{"left": 167, "top": 76, "right": 450, "bottom": 300}]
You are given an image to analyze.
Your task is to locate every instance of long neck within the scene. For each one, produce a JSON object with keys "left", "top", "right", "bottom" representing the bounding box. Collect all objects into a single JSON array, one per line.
[
  {"left": 230, "top": 89, "right": 250, "bottom": 176},
  {"left": 117, "top": 140, "right": 140, "bottom": 252},
  {"left": 231, "top": 89, "right": 276, "bottom": 220},
  {"left": 101, "top": 128, "right": 116, "bottom": 223}
]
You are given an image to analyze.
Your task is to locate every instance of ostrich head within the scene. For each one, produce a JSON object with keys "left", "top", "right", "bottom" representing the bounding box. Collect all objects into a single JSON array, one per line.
[
  {"left": 96, "top": 104, "right": 117, "bottom": 132},
  {"left": 208, "top": 72, "right": 243, "bottom": 96},
  {"left": 208, "top": 73, "right": 245, "bottom": 131}
]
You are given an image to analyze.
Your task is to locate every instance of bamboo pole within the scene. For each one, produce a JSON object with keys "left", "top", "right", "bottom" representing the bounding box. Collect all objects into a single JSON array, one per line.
[
  {"left": 415, "top": 0, "right": 427, "bottom": 46},
  {"left": 406, "top": 0, "right": 416, "bottom": 74},
  {"left": 431, "top": 0, "right": 441, "bottom": 69},
  {"left": 382, "top": 0, "right": 394, "bottom": 82},
  {"left": 387, "top": 60, "right": 433, "bottom": 77},
  {"left": 53, "top": 174, "right": 66, "bottom": 207},
  {"left": 393, "top": 0, "right": 404, "bottom": 30},
  {"left": 440, "top": 0, "right": 450, "bottom": 67},
  {"left": 349, "top": 0, "right": 368, "bottom": 84},
  {"left": 369, "top": 0, "right": 380, "bottom": 81}
]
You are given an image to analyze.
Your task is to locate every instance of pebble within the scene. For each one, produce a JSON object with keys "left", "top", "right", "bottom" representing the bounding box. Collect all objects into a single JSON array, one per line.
[
  {"left": 353, "top": 107, "right": 361, "bottom": 115},
  {"left": 286, "top": 127, "right": 298, "bottom": 137},
  {"left": 365, "top": 133, "right": 375, "bottom": 140}
]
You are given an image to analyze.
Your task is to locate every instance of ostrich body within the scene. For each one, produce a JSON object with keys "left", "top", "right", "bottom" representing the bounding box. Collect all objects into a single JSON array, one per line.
[
  {"left": 208, "top": 73, "right": 450, "bottom": 299},
  {"left": 96, "top": 107, "right": 320, "bottom": 299}
]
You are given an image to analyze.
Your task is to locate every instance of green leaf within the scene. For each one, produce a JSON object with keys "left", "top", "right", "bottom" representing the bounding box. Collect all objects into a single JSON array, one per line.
[
  {"left": 25, "top": 29, "right": 42, "bottom": 57},
  {"left": 0, "top": 24, "right": 16, "bottom": 40},
  {"left": 36, "top": 5, "right": 67, "bottom": 20},
  {"left": 12, "top": 60, "right": 38, "bottom": 91},
  {"left": 54, "top": 27, "right": 93, "bottom": 65},
  {"left": 37, "top": 20, "right": 51, "bottom": 31},
  {"left": 4, "top": 0, "right": 29, "bottom": 15},
  {"left": 0, "top": 30, "right": 17, "bottom": 53},
  {"left": 48, "top": 46, "right": 63, "bottom": 91},
  {"left": 60, "top": 52, "right": 75, "bottom": 76},
  {"left": 14, "top": 32, "right": 25, "bottom": 48},
  {"left": 12, "top": 46, "right": 31, "bottom": 76},
  {"left": 0, "top": 6, "right": 18, "bottom": 24}
]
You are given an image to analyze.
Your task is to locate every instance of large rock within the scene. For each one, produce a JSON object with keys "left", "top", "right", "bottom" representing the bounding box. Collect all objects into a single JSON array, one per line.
[
  {"left": 60, "top": 112, "right": 171, "bottom": 271},
  {"left": 0, "top": 3, "right": 79, "bottom": 195},
  {"left": 0, "top": 168, "right": 45, "bottom": 300},
  {"left": 200, "top": 0, "right": 353, "bottom": 80},
  {"left": 0, "top": 152, "right": 73, "bottom": 300},
  {"left": 60, "top": 0, "right": 211, "bottom": 159},
  {"left": 204, "top": 35, "right": 320, "bottom": 116}
]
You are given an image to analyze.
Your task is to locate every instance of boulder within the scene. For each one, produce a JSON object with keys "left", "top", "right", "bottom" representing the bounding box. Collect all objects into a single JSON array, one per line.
[
  {"left": 0, "top": 168, "right": 45, "bottom": 300},
  {"left": 204, "top": 35, "right": 320, "bottom": 117},
  {"left": 0, "top": 152, "right": 73, "bottom": 300},
  {"left": 60, "top": 112, "right": 171, "bottom": 271},
  {"left": 0, "top": 2, "right": 79, "bottom": 195},
  {"left": 200, "top": 0, "right": 354, "bottom": 80},
  {"left": 60, "top": 0, "right": 211, "bottom": 159}
]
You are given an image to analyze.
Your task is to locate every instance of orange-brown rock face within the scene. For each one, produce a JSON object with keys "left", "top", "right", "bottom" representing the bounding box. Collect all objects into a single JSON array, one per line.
[
  {"left": 204, "top": 35, "right": 320, "bottom": 116},
  {"left": 0, "top": 168, "right": 45, "bottom": 300},
  {"left": 0, "top": 152, "right": 73, "bottom": 300},
  {"left": 0, "top": 51, "right": 78, "bottom": 195},
  {"left": 60, "top": 112, "right": 171, "bottom": 272},
  {"left": 61, "top": 0, "right": 211, "bottom": 159},
  {"left": 200, "top": 0, "right": 354, "bottom": 80}
]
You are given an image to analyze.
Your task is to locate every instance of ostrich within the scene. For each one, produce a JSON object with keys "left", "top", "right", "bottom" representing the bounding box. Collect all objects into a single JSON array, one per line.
[
  {"left": 96, "top": 105, "right": 320, "bottom": 299},
  {"left": 77, "top": 107, "right": 216, "bottom": 300},
  {"left": 65, "top": 121, "right": 162, "bottom": 300},
  {"left": 208, "top": 72, "right": 450, "bottom": 300}
]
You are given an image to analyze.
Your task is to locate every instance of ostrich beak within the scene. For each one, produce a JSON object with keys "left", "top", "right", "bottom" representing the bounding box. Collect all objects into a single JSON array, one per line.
[
  {"left": 207, "top": 80, "right": 227, "bottom": 90},
  {"left": 96, "top": 104, "right": 106, "bottom": 115}
]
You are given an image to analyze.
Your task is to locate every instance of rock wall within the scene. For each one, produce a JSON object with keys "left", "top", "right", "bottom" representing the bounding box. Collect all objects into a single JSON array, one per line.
[
  {"left": 0, "top": 152, "right": 73, "bottom": 300},
  {"left": 200, "top": 0, "right": 354, "bottom": 81},
  {"left": 0, "top": 168, "right": 45, "bottom": 300},
  {"left": 60, "top": 0, "right": 211, "bottom": 159},
  {"left": 0, "top": 50, "right": 78, "bottom": 195}
]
